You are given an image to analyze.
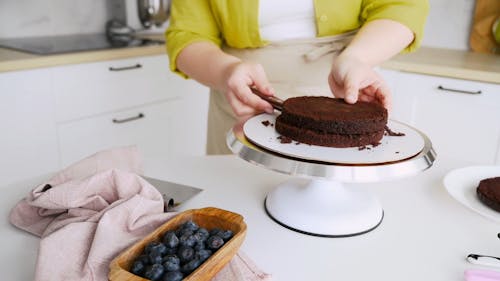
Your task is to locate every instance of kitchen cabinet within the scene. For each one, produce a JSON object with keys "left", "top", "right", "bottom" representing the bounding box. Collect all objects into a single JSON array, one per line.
[
  {"left": 58, "top": 100, "right": 178, "bottom": 167},
  {"left": 53, "top": 55, "right": 182, "bottom": 122},
  {"left": 0, "top": 68, "right": 59, "bottom": 187},
  {"left": 53, "top": 55, "right": 210, "bottom": 166},
  {"left": 380, "top": 69, "right": 500, "bottom": 164},
  {"left": 0, "top": 54, "right": 209, "bottom": 184}
]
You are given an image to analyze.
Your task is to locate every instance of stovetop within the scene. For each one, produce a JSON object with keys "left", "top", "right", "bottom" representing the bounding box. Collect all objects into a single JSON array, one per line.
[{"left": 0, "top": 33, "right": 164, "bottom": 55}]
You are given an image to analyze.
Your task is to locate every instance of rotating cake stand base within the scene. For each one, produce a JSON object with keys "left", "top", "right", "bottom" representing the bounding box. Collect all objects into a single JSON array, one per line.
[{"left": 264, "top": 178, "right": 384, "bottom": 237}]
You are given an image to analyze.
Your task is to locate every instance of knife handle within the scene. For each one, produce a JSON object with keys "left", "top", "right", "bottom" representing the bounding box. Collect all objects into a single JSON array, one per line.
[{"left": 251, "top": 88, "right": 284, "bottom": 111}]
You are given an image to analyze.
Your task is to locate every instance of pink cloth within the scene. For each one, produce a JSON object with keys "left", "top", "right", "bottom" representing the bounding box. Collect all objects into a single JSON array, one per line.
[
  {"left": 465, "top": 269, "right": 500, "bottom": 281},
  {"left": 9, "top": 146, "right": 271, "bottom": 281}
]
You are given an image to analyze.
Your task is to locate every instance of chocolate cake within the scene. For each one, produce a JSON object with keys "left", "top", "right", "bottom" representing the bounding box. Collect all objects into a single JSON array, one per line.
[
  {"left": 275, "top": 96, "right": 388, "bottom": 147},
  {"left": 477, "top": 177, "right": 500, "bottom": 212}
]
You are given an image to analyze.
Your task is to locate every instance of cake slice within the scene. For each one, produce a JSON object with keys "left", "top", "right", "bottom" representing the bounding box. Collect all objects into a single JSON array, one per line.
[{"left": 477, "top": 176, "right": 500, "bottom": 212}]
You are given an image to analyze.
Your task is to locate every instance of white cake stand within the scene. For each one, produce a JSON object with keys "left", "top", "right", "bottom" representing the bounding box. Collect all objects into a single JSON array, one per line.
[{"left": 227, "top": 113, "right": 436, "bottom": 237}]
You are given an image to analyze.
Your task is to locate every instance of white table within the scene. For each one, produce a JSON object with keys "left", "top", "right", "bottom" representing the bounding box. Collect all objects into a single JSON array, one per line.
[{"left": 1, "top": 154, "right": 499, "bottom": 280}]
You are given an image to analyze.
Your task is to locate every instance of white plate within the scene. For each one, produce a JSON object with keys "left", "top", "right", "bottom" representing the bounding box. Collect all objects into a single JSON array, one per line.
[
  {"left": 443, "top": 166, "right": 500, "bottom": 223},
  {"left": 243, "top": 113, "right": 425, "bottom": 165}
]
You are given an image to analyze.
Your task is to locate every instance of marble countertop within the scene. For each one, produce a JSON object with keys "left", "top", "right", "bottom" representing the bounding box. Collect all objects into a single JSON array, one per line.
[
  {"left": 0, "top": 41, "right": 499, "bottom": 84},
  {"left": 1, "top": 154, "right": 499, "bottom": 280}
]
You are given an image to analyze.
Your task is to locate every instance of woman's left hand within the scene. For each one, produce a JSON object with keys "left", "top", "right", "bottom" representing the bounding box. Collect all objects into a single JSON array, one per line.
[{"left": 328, "top": 54, "right": 392, "bottom": 111}]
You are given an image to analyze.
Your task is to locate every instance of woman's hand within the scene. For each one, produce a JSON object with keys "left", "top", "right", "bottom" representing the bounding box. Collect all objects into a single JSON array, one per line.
[
  {"left": 328, "top": 54, "right": 392, "bottom": 110},
  {"left": 222, "top": 62, "right": 275, "bottom": 118}
]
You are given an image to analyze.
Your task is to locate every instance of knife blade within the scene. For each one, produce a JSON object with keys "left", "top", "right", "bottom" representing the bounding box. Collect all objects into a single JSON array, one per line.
[{"left": 142, "top": 176, "right": 203, "bottom": 211}]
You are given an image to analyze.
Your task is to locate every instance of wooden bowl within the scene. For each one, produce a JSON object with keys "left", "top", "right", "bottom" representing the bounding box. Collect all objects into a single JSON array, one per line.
[{"left": 109, "top": 207, "right": 247, "bottom": 280}]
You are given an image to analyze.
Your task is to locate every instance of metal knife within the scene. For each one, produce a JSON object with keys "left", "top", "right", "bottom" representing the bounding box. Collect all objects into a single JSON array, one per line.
[{"left": 142, "top": 176, "right": 203, "bottom": 211}]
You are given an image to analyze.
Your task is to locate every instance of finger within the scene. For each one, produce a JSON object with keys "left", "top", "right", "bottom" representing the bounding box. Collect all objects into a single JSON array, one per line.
[
  {"left": 343, "top": 76, "right": 360, "bottom": 104},
  {"left": 251, "top": 64, "right": 275, "bottom": 96},
  {"left": 225, "top": 90, "right": 258, "bottom": 117},
  {"left": 328, "top": 74, "right": 345, "bottom": 99},
  {"left": 234, "top": 84, "right": 273, "bottom": 114},
  {"left": 373, "top": 78, "right": 392, "bottom": 111}
]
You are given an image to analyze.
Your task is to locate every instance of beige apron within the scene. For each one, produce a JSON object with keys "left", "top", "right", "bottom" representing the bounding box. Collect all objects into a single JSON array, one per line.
[{"left": 206, "top": 31, "right": 356, "bottom": 155}]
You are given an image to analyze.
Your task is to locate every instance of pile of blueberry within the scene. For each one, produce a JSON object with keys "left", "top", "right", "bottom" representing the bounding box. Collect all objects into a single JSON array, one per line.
[{"left": 129, "top": 220, "right": 233, "bottom": 281}]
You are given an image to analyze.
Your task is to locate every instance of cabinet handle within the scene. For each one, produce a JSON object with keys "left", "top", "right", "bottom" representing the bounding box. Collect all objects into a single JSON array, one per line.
[
  {"left": 437, "top": 85, "right": 482, "bottom": 95},
  {"left": 108, "top": 63, "right": 142, "bottom": 71},
  {"left": 112, "top": 113, "right": 145, "bottom": 124}
]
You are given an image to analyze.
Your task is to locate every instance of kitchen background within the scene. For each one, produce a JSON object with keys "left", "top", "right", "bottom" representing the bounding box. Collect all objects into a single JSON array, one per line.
[{"left": 0, "top": 0, "right": 478, "bottom": 51}]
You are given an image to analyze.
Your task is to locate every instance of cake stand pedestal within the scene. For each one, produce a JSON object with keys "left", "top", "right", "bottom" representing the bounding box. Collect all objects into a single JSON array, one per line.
[{"left": 227, "top": 114, "right": 436, "bottom": 237}]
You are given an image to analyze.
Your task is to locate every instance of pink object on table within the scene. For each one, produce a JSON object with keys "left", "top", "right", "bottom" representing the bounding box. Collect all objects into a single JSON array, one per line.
[
  {"left": 465, "top": 269, "right": 500, "bottom": 281},
  {"left": 9, "top": 146, "right": 271, "bottom": 281}
]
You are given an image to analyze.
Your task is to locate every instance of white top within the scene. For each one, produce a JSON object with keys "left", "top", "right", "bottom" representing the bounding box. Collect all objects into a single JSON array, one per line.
[{"left": 258, "top": 0, "right": 317, "bottom": 42}]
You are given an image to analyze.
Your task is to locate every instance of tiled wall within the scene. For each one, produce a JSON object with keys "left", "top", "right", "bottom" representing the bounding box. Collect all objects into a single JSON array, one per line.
[
  {"left": 0, "top": 0, "right": 477, "bottom": 50},
  {"left": 0, "top": 0, "right": 167, "bottom": 38}
]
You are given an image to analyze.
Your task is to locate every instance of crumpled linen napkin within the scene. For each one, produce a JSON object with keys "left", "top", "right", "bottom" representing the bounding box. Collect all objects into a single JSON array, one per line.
[
  {"left": 9, "top": 146, "right": 271, "bottom": 281},
  {"left": 465, "top": 269, "right": 500, "bottom": 281}
]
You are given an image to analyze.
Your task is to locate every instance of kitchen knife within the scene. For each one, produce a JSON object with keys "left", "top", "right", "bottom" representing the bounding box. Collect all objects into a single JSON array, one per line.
[{"left": 142, "top": 176, "right": 203, "bottom": 211}]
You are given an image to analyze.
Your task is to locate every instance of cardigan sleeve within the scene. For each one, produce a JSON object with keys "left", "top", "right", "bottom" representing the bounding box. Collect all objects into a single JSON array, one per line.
[
  {"left": 165, "top": 0, "right": 222, "bottom": 77},
  {"left": 360, "top": 0, "right": 429, "bottom": 52}
]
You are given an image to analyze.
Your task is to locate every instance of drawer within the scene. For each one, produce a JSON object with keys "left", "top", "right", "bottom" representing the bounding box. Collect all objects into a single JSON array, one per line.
[
  {"left": 58, "top": 100, "right": 180, "bottom": 167},
  {"left": 52, "top": 55, "right": 192, "bottom": 122}
]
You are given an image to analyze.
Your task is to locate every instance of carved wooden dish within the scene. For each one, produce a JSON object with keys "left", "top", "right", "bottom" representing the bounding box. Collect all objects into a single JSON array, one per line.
[{"left": 109, "top": 207, "right": 247, "bottom": 280}]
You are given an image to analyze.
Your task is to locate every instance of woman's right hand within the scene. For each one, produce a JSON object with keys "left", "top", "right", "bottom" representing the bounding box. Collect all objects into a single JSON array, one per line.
[{"left": 222, "top": 62, "right": 275, "bottom": 118}]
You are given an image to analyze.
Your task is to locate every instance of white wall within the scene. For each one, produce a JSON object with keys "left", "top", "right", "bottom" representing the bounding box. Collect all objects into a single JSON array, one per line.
[
  {"left": 0, "top": 0, "right": 477, "bottom": 51},
  {"left": 421, "top": 0, "right": 476, "bottom": 50}
]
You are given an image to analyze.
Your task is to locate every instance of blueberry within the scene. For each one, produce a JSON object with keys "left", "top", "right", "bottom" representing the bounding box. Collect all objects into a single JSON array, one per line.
[
  {"left": 181, "top": 258, "right": 201, "bottom": 274},
  {"left": 176, "top": 228, "right": 193, "bottom": 238},
  {"left": 162, "top": 271, "right": 184, "bottom": 281},
  {"left": 209, "top": 228, "right": 222, "bottom": 237},
  {"left": 193, "top": 228, "right": 209, "bottom": 242},
  {"left": 144, "top": 264, "right": 165, "bottom": 281},
  {"left": 163, "top": 231, "right": 179, "bottom": 248},
  {"left": 144, "top": 241, "right": 161, "bottom": 254},
  {"left": 206, "top": 235, "right": 224, "bottom": 250},
  {"left": 151, "top": 243, "right": 168, "bottom": 256},
  {"left": 179, "top": 233, "right": 197, "bottom": 248},
  {"left": 164, "top": 246, "right": 178, "bottom": 255},
  {"left": 149, "top": 252, "right": 163, "bottom": 264},
  {"left": 218, "top": 230, "right": 233, "bottom": 241},
  {"left": 195, "top": 249, "right": 212, "bottom": 262},
  {"left": 193, "top": 241, "right": 205, "bottom": 251},
  {"left": 163, "top": 260, "right": 180, "bottom": 272},
  {"left": 182, "top": 220, "right": 199, "bottom": 232},
  {"left": 162, "top": 254, "right": 180, "bottom": 265},
  {"left": 130, "top": 260, "right": 146, "bottom": 276},
  {"left": 177, "top": 246, "right": 195, "bottom": 263},
  {"left": 211, "top": 229, "right": 233, "bottom": 241},
  {"left": 136, "top": 254, "right": 150, "bottom": 265}
]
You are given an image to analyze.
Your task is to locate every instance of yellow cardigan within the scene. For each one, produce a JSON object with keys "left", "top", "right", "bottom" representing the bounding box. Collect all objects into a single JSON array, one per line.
[{"left": 166, "top": 0, "right": 429, "bottom": 77}]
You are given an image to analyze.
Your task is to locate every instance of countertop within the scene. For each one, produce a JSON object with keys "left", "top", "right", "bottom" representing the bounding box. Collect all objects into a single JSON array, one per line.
[
  {"left": 1, "top": 154, "right": 499, "bottom": 280},
  {"left": 0, "top": 40, "right": 499, "bottom": 84}
]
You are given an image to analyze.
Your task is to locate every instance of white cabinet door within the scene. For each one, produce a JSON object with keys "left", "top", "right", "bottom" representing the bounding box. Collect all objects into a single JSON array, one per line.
[
  {"left": 0, "top": 68, "right": 59, "bottom": 186},
  {"left": 53, "top": 55, "right": 184, "bottom": 122},
  {"left": 381, "top": 69, "right": 500, "bottom": 164},
  {"left": 58, "top": 100, "right": 180, "bottom": 167}
]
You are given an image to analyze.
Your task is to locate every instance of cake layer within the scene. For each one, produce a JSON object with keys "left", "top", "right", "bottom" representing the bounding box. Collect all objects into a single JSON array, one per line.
[
  {"left": 275, "top": 118, "right": 385, "bottom": 148},
  {"left": 477, "top": 177, "right": 500, "bottom": 212},
  {"left": 279, "top": 97, "right": 388, "bottom": 134}
]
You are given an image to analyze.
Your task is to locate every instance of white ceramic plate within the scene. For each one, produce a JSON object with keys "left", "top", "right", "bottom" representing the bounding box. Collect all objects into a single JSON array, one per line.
[
  {"left": 243, "top": 113, "right": 425, "bottom": 165},
  {"left": 443, "top": 166, "right": 500, "bottom": 223}
]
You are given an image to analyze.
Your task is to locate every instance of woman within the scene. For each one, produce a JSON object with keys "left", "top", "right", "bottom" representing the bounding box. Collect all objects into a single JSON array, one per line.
[{"left": 166, "top": 0, "right": 429, "bottom": 154}]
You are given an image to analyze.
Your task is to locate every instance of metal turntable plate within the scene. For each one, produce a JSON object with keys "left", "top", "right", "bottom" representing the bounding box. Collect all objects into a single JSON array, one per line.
[{"left": 243, "top": 113, "right": 425, "bottom": 165}]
